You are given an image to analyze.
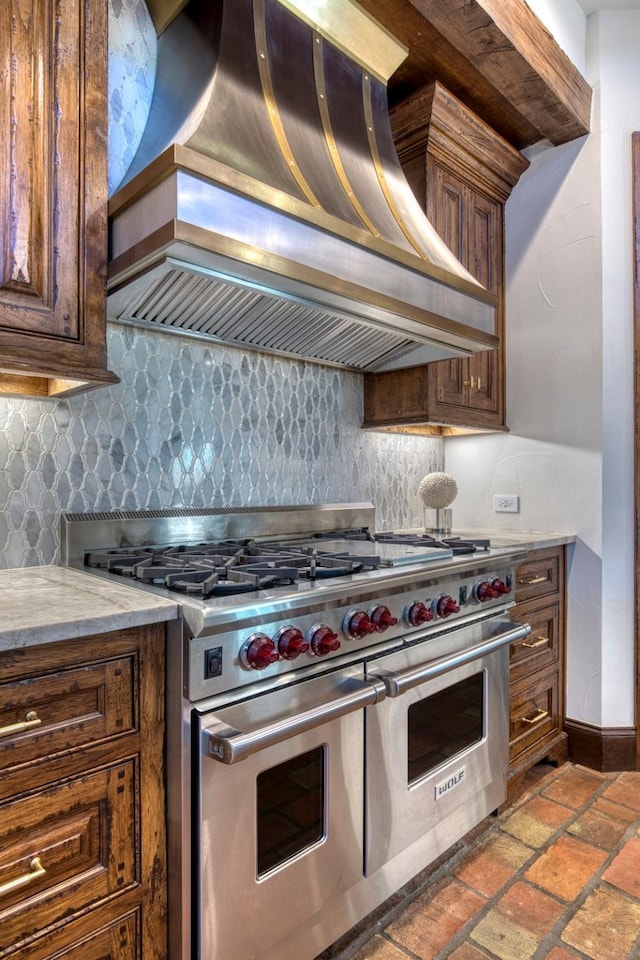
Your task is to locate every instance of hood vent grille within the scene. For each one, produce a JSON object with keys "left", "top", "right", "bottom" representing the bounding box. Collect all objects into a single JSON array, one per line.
[
  {"left": 107, "top": 0, "right": 498, "bottom": 371},
  {"left": 113, "top": 261, "right": 419, "bottom": 369}
]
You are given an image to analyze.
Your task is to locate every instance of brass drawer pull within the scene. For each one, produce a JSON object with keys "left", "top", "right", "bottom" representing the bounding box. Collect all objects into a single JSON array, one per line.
[
  {"left": 463, "top": 377, "right": 482, "bottom": 390},
  {"left": 517, "top": 575, "right": 547, "bottom": 585},
  {"left": 0, "top": 856, "right": 46, "bottom": 897},
  {"left": 0, "top": 710, "right": 42, "bottom": 739},
  {"left": 521, "top": 636, "right": 550, "bottom": 649},
  {"left": 521, "top": 708, "right": 549, "bottom": 725}
]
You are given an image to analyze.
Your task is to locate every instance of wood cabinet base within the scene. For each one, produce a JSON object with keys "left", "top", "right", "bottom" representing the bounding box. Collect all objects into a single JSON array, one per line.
[
  {"left": 0, "top": 625, "right": 166, "bottom": 960},
  {"left": 508, "top": 546, "right": 567, "bottom": 797},
  {"left": 506, "top": 732, "right": 568, "bottom": 805}
]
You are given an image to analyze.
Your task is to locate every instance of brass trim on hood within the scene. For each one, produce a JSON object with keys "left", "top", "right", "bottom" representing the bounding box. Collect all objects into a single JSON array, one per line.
[
  {"left": 275, "top": 0, "right": 407, "bottom": 83},
  {"left": 109, "top": 145, "right": 494, "bottom": 305},
  {"left": 255, "top": 0, "right": 322, "bottom": 208},
  {"left": 145, "top": 0, "right": 189, "bottom": 34},
  {"left": 362, "top": 72, "right": 426, "bottom": 261},
  {"left": 313, "top": 33, "right": 382, "bottom": 237},
  {"left": 109, "top": 219, "right": 498, "bottom": 351}
]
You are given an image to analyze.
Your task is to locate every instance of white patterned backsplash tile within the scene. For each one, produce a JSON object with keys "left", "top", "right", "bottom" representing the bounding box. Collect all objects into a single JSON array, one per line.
[
  {"left": 0, "top": 324, "right": 442, "bottom": 568},
  {"left": 108, "top": 0, "right": 157, "bottom": 196}
]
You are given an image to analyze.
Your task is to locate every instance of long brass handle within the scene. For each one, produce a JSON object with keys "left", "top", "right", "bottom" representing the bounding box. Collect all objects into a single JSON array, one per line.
[
  {"left": 521, "top": 637, "right": 550, "bottom": 648},
  {"left": 521, "top": 708, "right": 549, "bottom": 725},
  {"left": 462, "top": 377, "right": 482, "bottom": 390},
  {"left": 0, "top": 857, "right": 46, "bottom": 897},
  {"left": 517, "top": 575, "right": 547, "bottom": 586},
  {"left": 0, "top": 710, "right": 42, "bottom": 739}
]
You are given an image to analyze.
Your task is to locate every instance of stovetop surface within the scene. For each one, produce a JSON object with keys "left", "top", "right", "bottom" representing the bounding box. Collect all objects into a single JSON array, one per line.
[
  {"left": 77, "top": 539, "right": 526, "bottom": 636},
  {"left": 60, "top": 504, "right": 528, "bottom": 636}
]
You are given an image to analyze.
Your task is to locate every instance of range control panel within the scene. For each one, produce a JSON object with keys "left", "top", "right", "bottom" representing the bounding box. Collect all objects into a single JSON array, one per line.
[{"left": 189, "top": 568, "right": 515, "bottom": 702}]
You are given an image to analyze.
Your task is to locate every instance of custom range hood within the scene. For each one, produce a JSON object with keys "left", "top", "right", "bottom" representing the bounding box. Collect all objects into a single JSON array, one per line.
[{"left": 107, "top": 0, "right": 498, "bottom": 371}]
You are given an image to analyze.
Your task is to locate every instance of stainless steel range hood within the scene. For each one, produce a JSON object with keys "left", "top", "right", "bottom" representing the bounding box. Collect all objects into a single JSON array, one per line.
[{"left": 107, "top": 0, "right": 498, "bottom": 372}]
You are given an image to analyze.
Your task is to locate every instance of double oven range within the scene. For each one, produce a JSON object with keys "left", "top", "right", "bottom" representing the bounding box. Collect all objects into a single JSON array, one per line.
[{"left": 61, "top": 503, "right": 531, "bottom": 960}]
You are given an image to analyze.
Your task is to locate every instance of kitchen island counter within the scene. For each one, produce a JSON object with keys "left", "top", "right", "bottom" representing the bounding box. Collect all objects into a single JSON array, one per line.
[{"left": 0, "top": 565, "right": 179, "bottom": 651}]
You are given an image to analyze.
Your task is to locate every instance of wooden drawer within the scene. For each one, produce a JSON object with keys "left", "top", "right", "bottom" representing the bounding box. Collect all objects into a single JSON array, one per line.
[
  {"left": 22, "top": 912, "right": 139, "bottom": 960},
  {"left": 0, "top": 760, "right": 137, "bottom": 953},
  {"left": 0, "top": 655, "right": 136, "bottom": 776},
  {"left": 515, "top": 549, "right": 562, "bottom": 603},
  {"left": 510, "top": 601, "right": 561, "bottom": 684},
  {"left": 509, "top": 669, "right": 561, "bottom": 764}
]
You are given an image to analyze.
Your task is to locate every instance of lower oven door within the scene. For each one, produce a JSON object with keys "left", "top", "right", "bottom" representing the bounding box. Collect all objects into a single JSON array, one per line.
[
  {"left": 365, "top": 616, "right": 531, "bottom": 877},
  {"left": 197, "top": 667, "right": 385, "bottom": 960}
]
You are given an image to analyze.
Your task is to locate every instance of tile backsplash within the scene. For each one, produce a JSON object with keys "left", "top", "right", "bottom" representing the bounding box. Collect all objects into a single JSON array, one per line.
[{"left": 0, "top": 323, "right": 442, "bottom": 568}]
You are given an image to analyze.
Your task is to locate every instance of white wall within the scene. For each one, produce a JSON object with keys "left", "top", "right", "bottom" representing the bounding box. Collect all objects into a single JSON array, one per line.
[
  {"left": 594, "top": 11, "right": 640, "bottom": 724},
  {"left": 525, "top": 0, "right": 586, "bottom": 73},
  {"left": 446, "top": 7, "right": 640, "bottom": 729}
]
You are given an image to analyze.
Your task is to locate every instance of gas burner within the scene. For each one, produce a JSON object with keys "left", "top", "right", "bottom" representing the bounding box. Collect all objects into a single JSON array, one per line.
[
  {"left": 84, "top": 539, "right": 382, "bottom": 597},
  {"left": 374, "top": 532, "right": 490, "bottom": 556}
]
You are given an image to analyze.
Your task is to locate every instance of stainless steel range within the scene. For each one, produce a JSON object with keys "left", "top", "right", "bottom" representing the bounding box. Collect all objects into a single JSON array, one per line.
[{"left": 61, "top": 503, "right": 531, "bottom": 960}]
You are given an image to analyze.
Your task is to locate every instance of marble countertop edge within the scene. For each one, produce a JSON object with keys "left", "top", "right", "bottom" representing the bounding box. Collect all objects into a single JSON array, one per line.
[{"left": 0, "top": 566, "right": 179, "bottom": 653}]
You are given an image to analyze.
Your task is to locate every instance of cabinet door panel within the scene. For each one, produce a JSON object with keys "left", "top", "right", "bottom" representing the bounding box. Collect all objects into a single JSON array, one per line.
[
  {"left": 0, "top": 0, "right": 83, "bottom": 338},
  {"left": 0, "top": 0, "right": 116, "bottom": 393},
  {"left": 0, "top": 761, "right": 137, "bottom": 952},
  {"left": 427, "top": 161, "right": 504, "bottom": 420},
  {"left": 510, "top": 602, "right": 561, "bottom": 684},
  {"left": 516, "top": 550, "right": 562, "bottom": 603},
  {"left": 43, "top": 913, "right": 139, "bottom": 960},
  {"left": 509, "top": 671, "right": 560, "bottom": 764},
  {"left": 0, "top": 656, "right": 136, "bottom": 779}
]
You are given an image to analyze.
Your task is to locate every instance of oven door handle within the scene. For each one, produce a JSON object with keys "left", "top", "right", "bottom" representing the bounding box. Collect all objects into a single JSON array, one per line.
[
  {"left": 202, "top": 677, "right": 387, "bottom": 764},
  {"left": 371, "top": 620, "right": 531, "bottom": 697}
]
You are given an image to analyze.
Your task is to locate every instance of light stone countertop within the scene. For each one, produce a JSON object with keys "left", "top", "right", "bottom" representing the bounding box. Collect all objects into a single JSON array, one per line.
[
  {"left": 451, "top": 529, "right": 576, "bottom": 552},
  {"left": 393, "top": 527, "right": 576, "bottom": 553},
  {"left": 0, "top": 566, "right": 179, "bottom": 652}
]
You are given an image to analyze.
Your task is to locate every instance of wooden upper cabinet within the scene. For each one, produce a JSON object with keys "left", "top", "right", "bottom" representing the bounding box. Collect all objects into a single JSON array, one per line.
[
  {"left": 363, "top": 81, "right": 528, "bottom": 434},
  {"left": 0, "top": 0, "right": 118, "bottom": 399}
]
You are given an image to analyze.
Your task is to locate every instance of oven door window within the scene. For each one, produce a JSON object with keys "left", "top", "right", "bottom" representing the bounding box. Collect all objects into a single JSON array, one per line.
[
  {"left": 408, "top": 671, "right": 484, "bottom": 784},
  {"left": 256, "top": 745, "right": 325, "bottom": 877}
]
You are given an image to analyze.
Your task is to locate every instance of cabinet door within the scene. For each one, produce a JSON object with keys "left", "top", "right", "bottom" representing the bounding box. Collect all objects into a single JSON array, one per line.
[
  {"left": 466, "top": 192, "right": 502, "bottom": 418},
  {"left": 50, "top": 915, "right": 138, "bottom": 960},
  {"left": 426, "top": 163, "right": 473, "bottom": 412},
  {"left": 427, "top": 161, "right": 502, "bottom": 423},
  {"left": 0, "top": 761, "right": 137, "bottom": 953},
  {"left": 0, "top": 0, "right": 117, "bottom": 396}
]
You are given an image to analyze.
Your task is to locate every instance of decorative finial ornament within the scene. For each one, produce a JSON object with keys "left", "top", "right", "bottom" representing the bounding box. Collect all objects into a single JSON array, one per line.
[{"left": 418, "top": 472, "right": 458, "bottom": 509}]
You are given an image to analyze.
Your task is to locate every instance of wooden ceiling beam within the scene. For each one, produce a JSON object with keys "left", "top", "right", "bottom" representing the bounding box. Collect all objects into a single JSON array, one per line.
[{"left": 359, "top": 0, "right": 592, "bottom": 148}]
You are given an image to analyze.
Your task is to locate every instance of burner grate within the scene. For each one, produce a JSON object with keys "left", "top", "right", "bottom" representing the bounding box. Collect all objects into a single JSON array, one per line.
[
  {"left": 374, "top": 533, "right": 490, "bottom": 556},
  {"left": 84, "top": 538, "right": 382, "bottom": 598}
]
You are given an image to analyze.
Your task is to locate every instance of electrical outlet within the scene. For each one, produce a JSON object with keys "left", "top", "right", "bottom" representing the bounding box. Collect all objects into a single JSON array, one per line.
[{"left": 494, "top": 494, "right": 519, "bottom": 513}]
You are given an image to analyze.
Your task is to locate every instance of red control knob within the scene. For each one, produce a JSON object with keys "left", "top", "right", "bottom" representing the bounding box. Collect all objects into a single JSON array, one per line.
[
  {"left": 369, "top": 605, "right": 399, "bottom": 631},
  {"left": 475, "top": 580, "right": 500, "bottom": 602},
  {"left": 276, "top": 626, "right": 310, "bottom": 660},
  {"left": 404, "top": 601, "right": 433, "bottom": 626},
  {"left": 434, "top": 594, "right": 460, "bottom": 618},
  {"left": 343, "top": 610, "right": 377, "bottom": 639},
  {"left": 308, "top": 624, "right": 341, "bottom": 656},
  {"left": 241, "top": 633, "right": 279, "bottom": 670},
  {"left": 491, "top": 578, "right": 511, "bottom": 596}
]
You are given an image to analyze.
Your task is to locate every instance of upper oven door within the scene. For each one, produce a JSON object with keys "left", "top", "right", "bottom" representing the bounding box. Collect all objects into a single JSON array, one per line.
[
  {"left": 196, "top": 667, "right": 385, "bottom": 960},
  {"left": 364, "top": 616, "right": 530, "bottom": 877}
]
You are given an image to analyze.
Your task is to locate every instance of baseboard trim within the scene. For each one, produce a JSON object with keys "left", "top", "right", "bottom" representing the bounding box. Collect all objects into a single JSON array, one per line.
[{"left": 564, "top": 719, "right": 637, "bottom": 772}]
